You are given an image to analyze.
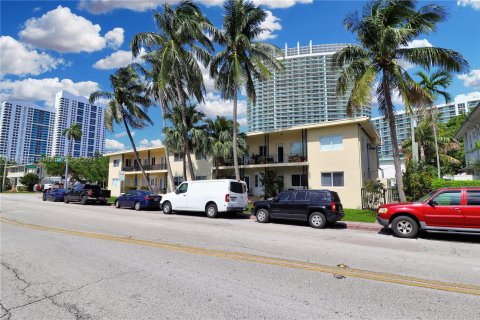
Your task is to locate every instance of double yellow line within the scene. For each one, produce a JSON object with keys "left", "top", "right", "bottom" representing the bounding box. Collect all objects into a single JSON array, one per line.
[{"left": 2, "top": 216, "right": 479, "bottom": 296}]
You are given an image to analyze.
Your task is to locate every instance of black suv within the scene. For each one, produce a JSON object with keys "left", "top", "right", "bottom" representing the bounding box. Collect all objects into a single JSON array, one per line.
[{"left": 252, "top": 190, "right": 344, "bottom": 228}]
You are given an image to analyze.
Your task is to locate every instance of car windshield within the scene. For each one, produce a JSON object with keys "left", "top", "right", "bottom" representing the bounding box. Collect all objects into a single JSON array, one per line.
[{"left": 417, "top": 190, "right": 436, "bottom": 202}]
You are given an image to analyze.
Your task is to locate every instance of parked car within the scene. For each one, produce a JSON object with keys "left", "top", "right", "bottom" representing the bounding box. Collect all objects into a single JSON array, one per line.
[
  {"left": 377, "top": 187, "right": 480, "bottom": 238},
  {"left": 252, "top": 189, "right": 344, "bottom": 228},
  {"left": 115, "top": 190, "right": 162, "bottom": 211},
  {"left": 64, "top": 184, "right": 111, "bottom": 205},
  {"left": 42, "top": 188, "right": 67, "bottom": 202},
  {"left": 160, "top": 179, "right": 248, "bottom": 218}
]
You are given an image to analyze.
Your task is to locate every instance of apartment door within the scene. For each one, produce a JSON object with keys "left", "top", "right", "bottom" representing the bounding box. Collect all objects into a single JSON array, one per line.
[{"left": 277, "top": 144, "right": 284, "bottom": 163}]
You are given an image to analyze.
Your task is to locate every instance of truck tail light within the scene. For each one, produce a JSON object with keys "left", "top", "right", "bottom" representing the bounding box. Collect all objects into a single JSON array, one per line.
[
  {"left": 331, "top": 202, "right": 336, "bottom": 212},
  {"left": 225, "top": 194, "right": 230, "bottom": 203}
]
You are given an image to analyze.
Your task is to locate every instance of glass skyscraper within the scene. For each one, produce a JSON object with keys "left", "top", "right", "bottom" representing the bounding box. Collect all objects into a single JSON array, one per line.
[{"left": 247, "top": 42, "right": 371, "bottom": 132}]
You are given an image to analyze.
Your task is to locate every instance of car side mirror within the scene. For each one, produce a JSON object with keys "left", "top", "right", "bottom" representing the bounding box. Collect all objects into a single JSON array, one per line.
[
  {"left": 428, "top": 199, "right": 437, "bottom": 207},
  {"left": 175, "top": 189, "right": 180, "bottom": 194}
]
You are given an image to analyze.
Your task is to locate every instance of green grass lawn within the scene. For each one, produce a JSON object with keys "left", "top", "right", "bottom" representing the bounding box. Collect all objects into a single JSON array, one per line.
[
  {"left": 343, "top": 209, "right": 377, "bottom": 223},
  {"left": 108, "top": 196, "right": 118, "bottom": 204}
]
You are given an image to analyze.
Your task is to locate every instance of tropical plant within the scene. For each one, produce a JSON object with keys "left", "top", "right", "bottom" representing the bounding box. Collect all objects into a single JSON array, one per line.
[
  {"left": 163, "top": 105, "right": 206, "bottom": 180},
  {"left": 333, "top": 0, "right": 469, "bottom": 202},
  {"left": 403, "top": 161, "right": 434, "bottom": 202},
  {"left": 259, "top": 170, "right": 284, "bottom": 199},
  {"left": 62, "top": 123, "right": 82, "bottom": 187},
  {"left": 362, "top": 179, "right": 385, "bottom": 210},
  {"left": 89, "top": 65, "right": 153, "bottom": 191},
  {"left": 204, "top": 116, "right": 248, "bottom": 179},
  {"left": 131, "top": 0, "right": 214, "bottom": 180},
  {"left": 20, "top": 173, "right": 39, "bottom": 191},
  {"left": 210, "top": 0, "right": 284, "bottom": 180}
]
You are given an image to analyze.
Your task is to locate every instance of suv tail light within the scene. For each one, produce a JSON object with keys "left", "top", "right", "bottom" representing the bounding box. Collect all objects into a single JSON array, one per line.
[
  {"left": 331, "top": 202, "right": 336, "bottom": 212},
  {"left": 144, "top": 196, "right": 153, "bottom": 200},
  {"left": 225, "top": 194, "right": 230, "bottom": 203}
]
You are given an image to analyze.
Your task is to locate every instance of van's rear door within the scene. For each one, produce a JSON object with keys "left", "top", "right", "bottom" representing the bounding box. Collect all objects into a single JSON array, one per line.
[{"left": 229, "top": 181, "right": 248, "bottom": 209}]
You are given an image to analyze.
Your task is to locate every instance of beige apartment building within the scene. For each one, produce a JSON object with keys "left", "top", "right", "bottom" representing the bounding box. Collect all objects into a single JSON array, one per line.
[{"left": 107, "top": 117, "right": 380, "bottom": 208}]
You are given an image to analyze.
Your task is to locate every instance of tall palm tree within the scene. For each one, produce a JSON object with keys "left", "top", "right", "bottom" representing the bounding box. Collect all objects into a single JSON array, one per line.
[
  {"left": 163, "top": 105, "right": 206, "bottom": 180},
  {"left": 62, "top": 123, "right": 82, "bottom": 187},
  {"left": 333, "top": 0, "right": 469, "bottom": 202},
  {"left": 210, "top": 0, "right": 284, "bottom": 180},
  {"left": 204, "top": 116, "right": 248, "bottom": 179},
  {"left": 416, "top": 69, "right": 453, "bottom": 178},
  {"left": 89, "top": 66, "right": 154, "bottom": 192},
  {"left": 131, "top": 0, "right": 214, "bottom": 181}
]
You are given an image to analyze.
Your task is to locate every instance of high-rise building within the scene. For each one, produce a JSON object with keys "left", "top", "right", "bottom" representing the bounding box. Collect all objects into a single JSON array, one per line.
[
  {"left": 247, "top": 42, "right": 371, "bottom": 132},
  {"left": 0, "top": 101, "right": 55, "bottom": 163},
  {"left": 372, "top": 93, "right": 480, "bottom": 160},
  {"left": 51, "top": 91, "right": 106, "bottom": 158}
]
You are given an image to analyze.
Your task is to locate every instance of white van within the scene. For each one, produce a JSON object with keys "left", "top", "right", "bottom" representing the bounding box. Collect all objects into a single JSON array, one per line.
[{"left": 160, "top": 179, "right": 248, "bottom": 218}]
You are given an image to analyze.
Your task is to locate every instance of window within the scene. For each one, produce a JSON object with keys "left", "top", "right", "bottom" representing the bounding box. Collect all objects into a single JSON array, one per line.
[
  {"left": 291, "top": 174, "right": 308, "bottom": 187},
  {"left": 255, "top": 175, "right": 259, "bottom": 188},
  {"left": 196, "top": 176, "right": 207, "bottom": 181},
  {"left": 178, "top": 183, "right": 188, "bottom": 193},
  {"left": 277, "top": 191, "right": 292, "bottom": 202},
  {"left": 151, "top": 157, "right": 156, "bottom": 165},
  {"left": 173, "top": 176, "right": 183, "bottom": 187},
  {"left": 259, "top": 146, "right": 267, "bottom": 156},
  {"left": 320, "top": 135, "right": 343, "bottom": 151},
  {"left": 291, "top": 142, "right": 302, "bottom": 155},
  {"left": 467, "top": 191, "right": 480, "bottom": 205},
  {"left": 230, "top": 182, "right": 246, "bottom": 194},
  {"left": 321, "top": 172, "right": 344, "bottom": 187},
  {"left": 150, "top": 178, "right": 157, "bottom": 187},
  {"left": 310, "top": 191, "right": 331, "bottom": 202},
  {"left": 433, "top": 191, "right": 461, "bottom": 206},
  {"left": 294, "top": 191, "right": 308, "bottom": 201},
  {"left": 174, "top": 153, "right": 183, "bottom": 162},
  {"left": 113, "top": 159, "right": 120, "bottom": 167},
  {"left": 125, "top": 159, "right": 131, "bottom": 167}
]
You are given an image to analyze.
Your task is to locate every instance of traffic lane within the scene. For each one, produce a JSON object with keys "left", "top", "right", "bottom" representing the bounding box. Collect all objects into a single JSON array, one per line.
[
  {"left": 2, "top": 194, "right": 480, "bottom": 286},
  {"left": 2, "top": 222, "right": 480, "bottom": 320}
]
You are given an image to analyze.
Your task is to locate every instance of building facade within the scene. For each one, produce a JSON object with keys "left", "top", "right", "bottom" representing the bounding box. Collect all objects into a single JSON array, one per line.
[
  {"left": 247, "top": 42, "right": 371, "bottom": 132},
  {"left": 51, "top": 91, "right": 106, "bottom": 158},
  {"left": 107, "top": 118, "right": 380, "bottom": 209},
  {"left": 372, "top": 93, "right": 480, "bottom": 161},
  {"left": 0, "top": 101, "right": 55, "bottom": 163},
  {"left": 455, "top": 102, "right": 480, "bottom": 169}
]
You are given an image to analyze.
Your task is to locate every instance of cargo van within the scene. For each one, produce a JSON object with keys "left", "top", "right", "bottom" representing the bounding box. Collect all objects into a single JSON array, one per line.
[{"left": 160, "top": 179, "right": 248, "bottom": 218}]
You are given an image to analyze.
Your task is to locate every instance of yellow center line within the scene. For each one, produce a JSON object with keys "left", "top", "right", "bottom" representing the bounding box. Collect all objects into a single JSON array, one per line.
[{"left": 2, "top": 216, "right": 479, "bottom": 296}]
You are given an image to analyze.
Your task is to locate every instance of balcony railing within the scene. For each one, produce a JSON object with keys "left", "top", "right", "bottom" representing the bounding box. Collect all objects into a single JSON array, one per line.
[
  {"left": 122, "top": 164, "right": 167, "bottom": 172},
  {"left": 219, "top": 153, "right": 307, "bottom": 166}
]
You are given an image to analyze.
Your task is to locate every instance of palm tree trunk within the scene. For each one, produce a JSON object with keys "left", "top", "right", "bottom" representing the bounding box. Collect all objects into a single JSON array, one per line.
[
  {"left": 174, "top": 77, "right": 194, "bottom": 181},
  {"left": 383, "top": 76, "right": 407, "bottom": 202},
  {"left": 232, "top": 90, "right": 240, "bottom": 180},
  {"left": 123, "top": 117, "right": 153, "bottom": 192},
  {"left": 160, "top": 106, "right": 174, "bottom": 192},
  {"left": 432, "top": 107, "right": 441, "bottom": 178},
  {"left": 183, "top": 143, "right": 187, "bottom": 181},
  {"left": 215, "top": 158, "right": 219, "bottom": 179},
  {"left": 187, "top": 150, "right": 195, "bottom": 180}
]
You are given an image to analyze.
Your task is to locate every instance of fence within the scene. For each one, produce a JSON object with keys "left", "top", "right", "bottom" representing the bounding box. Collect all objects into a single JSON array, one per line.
[{"left": 361, "top": 188, "right": 399, "bottom": 210}]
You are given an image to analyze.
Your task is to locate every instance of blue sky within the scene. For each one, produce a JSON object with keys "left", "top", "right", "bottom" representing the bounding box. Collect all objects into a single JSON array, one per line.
[{"left": 1, "top": 0, "right": 479, "bottom": 152}]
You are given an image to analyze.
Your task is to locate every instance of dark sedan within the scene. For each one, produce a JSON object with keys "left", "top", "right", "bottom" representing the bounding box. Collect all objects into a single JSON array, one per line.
[
  {"left": 42, "top": 188, "right": 67, "bottom": 202},
  {"left": 114, "top": 190, "right": 162, "bottom": 211}
]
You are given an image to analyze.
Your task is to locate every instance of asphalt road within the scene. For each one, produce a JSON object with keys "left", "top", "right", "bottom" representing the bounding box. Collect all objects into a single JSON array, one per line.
[{"left": 1, "top": 193, "right": 480, "bottom": 320}]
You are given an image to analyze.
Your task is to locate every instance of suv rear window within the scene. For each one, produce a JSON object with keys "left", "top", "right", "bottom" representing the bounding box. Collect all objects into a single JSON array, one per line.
[{"left": 230, "top": 182, "right": 246, "bottom": 194}]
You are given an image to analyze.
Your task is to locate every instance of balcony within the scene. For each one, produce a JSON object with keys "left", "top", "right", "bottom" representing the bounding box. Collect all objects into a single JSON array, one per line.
[
  {"left": 122, "top": 164, "right": 167, "bottom": 172},
  {"left": 218, "top": 153, "right": 308, "bottom": 167}
]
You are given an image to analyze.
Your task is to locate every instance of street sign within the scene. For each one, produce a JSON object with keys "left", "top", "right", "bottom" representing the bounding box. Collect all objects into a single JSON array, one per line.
[
  {"left": 118, "top": 171, "right": 125, "bottom": 182},
  {"left": 26, "top": 165, "right": 36, "bottom": 169}
]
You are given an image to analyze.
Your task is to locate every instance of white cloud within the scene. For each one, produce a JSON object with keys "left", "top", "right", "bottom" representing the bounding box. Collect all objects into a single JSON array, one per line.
[
  {"left": 79, "top": 0, "right": 312, "bottom": 14},
  {"left": 0, "top": 36, "right": 65, "bottom": 77},
  {"left": 93, "top": 48, "right": 145, "bottom": 70},
  {"left": 115, "top": 131, "right": 135, "bottom": 138},
  {"left": 19, "top": 6, "right": 123, "bottom": 53},
  {"left": 199, "top": 60, "right": 215, "bottom": 92},
  {"left": 198, "top": 92, "right": 247, "bottom": 118},
  {"left": 0, "top": 77, "right": 100, "bottom": 107},
  {"left": 454, "top": 91, "right": 480, "bottom": 101},
  {"left": 237, "top": 117, "right": 247, "bottom": 127},
  {"left": 139, "top": 139, "right": 163, "bottom": 148},
  {"left": 257, "top": 11, "right": 282, "bottom": 41},
  {"left": 458, "top": 70, "right": 480, "bottom": 89},
  {"left": 397, "top": 39, "right": 433, "bottom": 70},
  {"left": 457, "top": 0, "right": 480, "bottom": 10},
  {"left": 105, "top": 27, "right": 124, "bottom": 49},
  {"left": 105, "top": 139, "right": 126, "bottom": 151},
  {"left": 371, "top": 82, "right": 403, "bottom": 106}
]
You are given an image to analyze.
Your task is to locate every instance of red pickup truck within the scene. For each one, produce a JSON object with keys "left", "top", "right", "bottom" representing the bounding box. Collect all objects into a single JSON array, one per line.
[{"left": 377, "top": 187, "right": 480, "bottom": 238}]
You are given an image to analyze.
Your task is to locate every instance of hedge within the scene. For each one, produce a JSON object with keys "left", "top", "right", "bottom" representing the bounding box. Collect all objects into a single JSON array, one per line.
[{"left": 431, "top": 179, "right": 480, "bottom": 189}]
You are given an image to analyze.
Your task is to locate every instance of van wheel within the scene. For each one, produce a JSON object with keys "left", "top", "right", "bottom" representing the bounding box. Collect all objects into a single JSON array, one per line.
[
  {"left": 256, "top": 209, "right": 270, "bottom": 223},
  {"left": 134, "top": 202, "right": 141, "bottom": 211},
  {"left": 162, "top": 201, "right": 172, "bottom": 214},
  {"left": 391, "top": 216, "right": 419, "bottom": 238},
  {"left": 81, "top": 196, "right": 88, "bottom": 205},
  {"left": 205, "top": 203, "right": 218, "bottom": 218},
  {"left": 309, "top": 212, "right": 327, "bottom": 229}
]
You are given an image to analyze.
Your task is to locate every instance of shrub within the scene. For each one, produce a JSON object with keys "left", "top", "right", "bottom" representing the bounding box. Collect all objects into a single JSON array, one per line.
[
  {"left": 16, "top": 186, "right": 27, "bottom": 192},
  {"left": 431, "top": 178, "right": 480, "bottom": 189},
  {"left": 403, "top": 162, "right": 433, "bottom": 202},
  {"left": 362, "top": 179, "right": 384, "bottom": 210},
  {"left": 139, "top": 185, "right": 149, "bottom": 190}
]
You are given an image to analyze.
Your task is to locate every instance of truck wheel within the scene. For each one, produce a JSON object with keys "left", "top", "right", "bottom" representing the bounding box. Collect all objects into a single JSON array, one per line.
[
  {"left": 134, "top": 202, "right": 141, "bottom": 211},
  {"left": 162, "top": 201, "right": 172, "bottom": 214},
  {"left": 205, "top": 203, "right": 218, "bottom": 218},
  {"left": 391, "top": 216, "right": 419, "bottom": 238},
  {"left": 81, "top": 196, "right": 88, "bottom": 205},
  {"left": 64, "top": 196, "right": 69, "bottom": 203},
  {"left": 256, "top": 209, "right": 270, "bottom": 223},
  {"left": 309, "top": 212, "right": 327, "bottom": 229}
]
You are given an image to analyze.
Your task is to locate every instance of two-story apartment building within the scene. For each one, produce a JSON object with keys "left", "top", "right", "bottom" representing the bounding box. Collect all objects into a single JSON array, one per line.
[
  {"left": 107, "top": 117, "right": 380, "bottom": 208},
  {"left": 455, "top": 102, "right": 480, "bottom": 172}
]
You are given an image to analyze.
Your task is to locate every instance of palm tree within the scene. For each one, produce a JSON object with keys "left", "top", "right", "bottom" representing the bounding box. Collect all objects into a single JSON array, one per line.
[
  {"left": 62, "top": 123, "right": 82, "bottom": 187},
  {"left": 210, "top": 0, "right": 284, "bottom": 180},
  {"left": 204, "top": 116, "right": 248, "bottom": 179},
  {"left": 89, "top": 66, "right": 154, "bottom": 192},
  {"left": 163, "top": 105, "right": 206, "bottom": 180},
  {"left": 416, "top": 70, "right": 453, "bottom": 178},
  {"left": 131, "top": 0, "right": 214, "bottom": 181},
  {"left": 333, "top": 0, "right": 469, "bottom": 202}
]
